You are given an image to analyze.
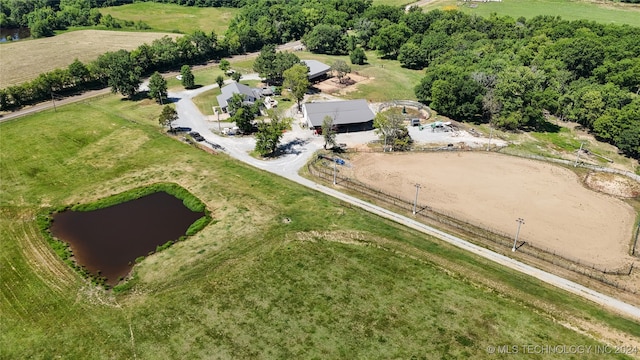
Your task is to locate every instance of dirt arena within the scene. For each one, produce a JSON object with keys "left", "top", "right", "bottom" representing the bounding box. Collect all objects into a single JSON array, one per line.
[{"left": 345, "top": 152, "right": 637, "bottom": 268}]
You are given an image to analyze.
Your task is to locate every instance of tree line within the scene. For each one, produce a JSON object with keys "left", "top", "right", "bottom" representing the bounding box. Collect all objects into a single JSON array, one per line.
[{"left": 0, "top": 30, "right": 220, "bottom": 108}]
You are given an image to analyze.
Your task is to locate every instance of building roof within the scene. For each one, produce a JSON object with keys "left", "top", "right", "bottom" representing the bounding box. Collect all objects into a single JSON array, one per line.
[
  {"left": 303, "top": 99, "right": 375, "bottom": 127},
  {"left": 217, "top": 82, "right": 258, "bottom": 108},
  {"left": 302, "top": 60, "right": 331, "bottom": 80}
]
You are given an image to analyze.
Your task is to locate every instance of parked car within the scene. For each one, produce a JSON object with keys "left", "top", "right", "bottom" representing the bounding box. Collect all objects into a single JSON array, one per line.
[
  {"left": 168, "top": 126, "right": 191, "bottom": 133},
  {"left": 189, "top": 131, "right": 205, "bottom": 142}
]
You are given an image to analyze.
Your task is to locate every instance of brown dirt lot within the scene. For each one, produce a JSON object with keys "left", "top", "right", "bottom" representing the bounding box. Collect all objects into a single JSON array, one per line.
[
  {"left": 0, "top": 30, "right": 179, "bottom": 88},
  {"left": 345, "top": 152, "right": 637, "bottom": 268}
]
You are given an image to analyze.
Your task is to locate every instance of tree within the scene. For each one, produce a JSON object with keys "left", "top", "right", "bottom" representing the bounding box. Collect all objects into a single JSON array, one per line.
[
  {"left": 283, "top": 64, "right": 310, "bottom": 112},
  {"left": 228, "top": 93, "right": 256, "bottom": 133},
  {"left": 321, "top": 115, "right": 337, "bottom": 150},
  {"left": 148, "top": 72, "right": 167, "bottom": 104},
  {"left": 219, "top": 59, "right": 230, "bottom": 73},
  {"left": 398, "top": 42, "right": 426, "bottom": 69},
  {"left": 67, "top": 58, "right": 90, "bottom": 86},
  {"left": 302, "top": 24, "right": 348, "bottom": 55},
  {"left": 370, "top": 23, "right": 412, "bottom": 59},
  {"left": 254, "top": 109, "right": 290, "bottom": 156},
  {"left": 158, "top": 105, "right": 178, "bottom": 131},
  {"left": 181, "top": 65, "right": 195, "bottom": 89},
  {"left": 253, "top": 44, "right": 277, "bottom": 82},
  {"left": 373, "top": 111, "right": 412, "bottom": 151},
  {"left": 215, "top": 75, "right": 225, "bottom": 88},
  {"left": 350, "top": 47, "right": 367, "bottom": 65},
  {"left": 231, "top": 71, "right": 242, "bottom": 82},
  {"left": 331, "top": 60, "right": 351, "bottom": 84},
  {"left": 105, "top": 50, "right": 141, "bottom": 98}
]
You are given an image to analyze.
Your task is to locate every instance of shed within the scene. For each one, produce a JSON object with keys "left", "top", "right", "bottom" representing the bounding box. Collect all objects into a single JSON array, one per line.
[{"left": 302, "top": 60, "right": 331, "bottom": 80}]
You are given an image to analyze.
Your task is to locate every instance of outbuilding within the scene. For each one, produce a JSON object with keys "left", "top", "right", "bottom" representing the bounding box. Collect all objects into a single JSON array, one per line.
[
  {"left": 302, "top": 99, "right": 375, "bottom": 133},
  {"left": 302, "top": 60, "right": 331, "bottom": 81}
]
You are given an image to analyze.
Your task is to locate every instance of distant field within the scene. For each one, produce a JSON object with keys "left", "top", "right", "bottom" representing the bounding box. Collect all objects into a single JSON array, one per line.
[
  {"left": 1, "top": 94, "right": 638, "bottom": 358},
  {"left": 0, "top": 30, "right": 178, "bottom": 88},
  {"left": 422, "top": 0, "right": 640, "bottom": 27},
  {"left": 373, "top": 0, "right": 413, "bottom": 6},
  {"left": 100, "top": 3, "right": 239, "bottom": 35}
]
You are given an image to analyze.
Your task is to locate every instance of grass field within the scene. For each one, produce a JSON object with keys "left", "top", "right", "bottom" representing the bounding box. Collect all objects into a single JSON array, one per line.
[
  {"left": 1, "top": 92, "right": 640, "bottom": 357},
  {"left": 0, "top": 30, "right": 178, "bottom": 88},
  {"left": 228, "top": 51, "right": 424, "bottom": 102},
  {"left": 422, "top": 0, "right": 640, "bottom": 27},
  {"left": 100, "top": 3, "right": 239, "bottom": 35}
]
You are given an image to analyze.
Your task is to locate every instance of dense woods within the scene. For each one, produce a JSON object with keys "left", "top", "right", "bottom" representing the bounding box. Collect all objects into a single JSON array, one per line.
[{"left": 1, "top": 0, "right": 639, "bottom": 158}]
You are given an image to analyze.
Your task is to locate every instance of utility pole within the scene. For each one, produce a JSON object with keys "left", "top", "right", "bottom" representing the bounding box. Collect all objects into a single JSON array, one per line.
[
  {"left": 214, "top": 106, "right": 221, "bottom": 133},
  {"left": 50, "top": 89, "right": 57, "bottom": 112},
  {"left": 413, "top": 183, "right": 422, "bottom": 215},
  {"left": 486, "top": 123, "right": 493, "bottom": 151},
  {"left": 513, "top": 218, "right": 525, "bottom": 252},
  {"left": 333, "top": 159, "right": 337, "bottom": 185},
  {"left": 574, "top": 142, "right": 584, "bottom": 167}
]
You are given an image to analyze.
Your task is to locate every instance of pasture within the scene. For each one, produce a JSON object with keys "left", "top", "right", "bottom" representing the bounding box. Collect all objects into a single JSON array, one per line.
[
  {"left": 421, "top": 0, "right": 640, "bottom": 27},
  {"left": 0, "top": 30, "right": 178, "bottom": 88},
  {"left": 100, "top": 3, "right": 239, "bottom": 35},
  {"left": 1, "top": 94, "right": 639, "bottom": 357},
  {"left": 346, "top": 152, "right": 637, "bottom": 268}
]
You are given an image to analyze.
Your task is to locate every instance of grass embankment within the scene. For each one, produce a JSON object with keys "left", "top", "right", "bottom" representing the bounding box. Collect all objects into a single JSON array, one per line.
[
  {"left": 0, "top": 30, "right": 178, "bottom": 88},
  {"left": 100, "top": 3, "right": 239, "bottom": 35},
  {"left": 423, "top": 0, "right": 640, "bottom": 27},
  {"left": 1, "top": 94, "right": 639, "bottom": 358}
]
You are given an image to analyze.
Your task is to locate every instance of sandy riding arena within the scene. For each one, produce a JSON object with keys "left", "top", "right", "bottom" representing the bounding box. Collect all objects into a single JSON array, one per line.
[{"left": 346, "top": 152, "right": 637, "bottom": 268}]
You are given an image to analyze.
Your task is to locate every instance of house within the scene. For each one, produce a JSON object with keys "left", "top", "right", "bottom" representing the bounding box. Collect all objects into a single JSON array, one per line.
[
  {"left": 302, "top": 99, "right": 375, "bottom": 133},
  {"left": 302, "top": 60, "right": 331, "bottom": 81},
  {"left": 217, "top": 82, "right": 262, "bottom": 112}
]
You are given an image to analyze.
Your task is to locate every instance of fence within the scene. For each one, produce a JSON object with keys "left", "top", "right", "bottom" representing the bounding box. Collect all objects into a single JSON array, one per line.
[
  {"left": 377, "top": 100, "right": 432, "bottom": 118},
  {"left": 308, "top": 158, "right": 636, "bottom": 292}
]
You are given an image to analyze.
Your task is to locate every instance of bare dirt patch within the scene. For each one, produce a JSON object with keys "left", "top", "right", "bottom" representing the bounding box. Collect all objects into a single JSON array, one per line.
[
  {"left": 1, "top": 30, "right": 179, "bottom": 87},
  {"left": 345, "top": 152, "right": 637, "bottom": 268},
  {"left": 313, "top": 73, "right": 371, "bottom": 96},
  {"left": 584, "top": 172, "right": 640, "bottom": 198}
]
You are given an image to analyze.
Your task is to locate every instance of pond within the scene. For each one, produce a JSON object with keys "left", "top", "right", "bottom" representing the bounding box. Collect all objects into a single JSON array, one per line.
[
  {"left": 50, "top": 192, "right": 205, "bottom": 286},
  {"left": 0, "top": 28, "right": 30, "bottom": 42}
]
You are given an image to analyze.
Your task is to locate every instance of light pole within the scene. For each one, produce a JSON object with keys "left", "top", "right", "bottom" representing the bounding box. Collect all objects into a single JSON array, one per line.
[
  {"left": 574, "top": 142, "right": 584, "bottom": 167},
  {"left": 513, "top": 218, "right": 525, "bottom": 252},
  {"left": 413, "top": 183, "right": 421, "bottom": 215}
]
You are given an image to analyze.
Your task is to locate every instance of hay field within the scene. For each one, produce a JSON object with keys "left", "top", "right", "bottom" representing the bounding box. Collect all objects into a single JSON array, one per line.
[
  {"left": 0, "top": 30, "right": 178, "bottom": 88},
  {"left": 100, "top": 3, "right": 239, "bottom": 35},
  {"left": 347, "top": 152, "right": 637, "bottom": 268}
]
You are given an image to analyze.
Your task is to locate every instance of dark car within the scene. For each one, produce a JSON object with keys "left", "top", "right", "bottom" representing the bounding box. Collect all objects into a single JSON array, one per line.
[
  {"left": 168, "top": 126, "right": 191, "bottom": 133},
  {"left": 189, "top": 131, "right": 205, "bottom": 142}
]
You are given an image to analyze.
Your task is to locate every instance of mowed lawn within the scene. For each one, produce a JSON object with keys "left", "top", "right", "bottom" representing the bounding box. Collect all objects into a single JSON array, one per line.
[
  {"left": 423, "top": 0, "right": 640, "bottom": 27},
  {"left": 1, "top": 94, "right": 639, "bottom": 358},
  {"left": 229, "top": 51, "right": 424, "bottom": 102},
  {"left": 100, "top": 3, "right": 239, "bottom": 35},
  {"left": 0, "top": 30, "right": 179, "bottom": 87}
]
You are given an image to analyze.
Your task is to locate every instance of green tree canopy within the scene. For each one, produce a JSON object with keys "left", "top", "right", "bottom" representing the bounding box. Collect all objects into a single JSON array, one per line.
[
  {"left": 181, "top": 65, "right": 195, "bottom": 89},
  {"left": 254, "top": 110, "right": 290, "bottom": 156},
  {"left": 158, "top": 105, "right": 178, "bottom": 131},
  {"left": 283, "top": 64, "right": 310, "bottom": 112},
  {"left": 148, "top": 72, "right": 167, "bottom": 104}
]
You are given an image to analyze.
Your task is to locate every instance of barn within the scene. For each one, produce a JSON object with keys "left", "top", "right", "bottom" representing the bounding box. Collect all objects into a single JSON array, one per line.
[{"left": 302, "top": 99, "right": 375, "bottom": 133}]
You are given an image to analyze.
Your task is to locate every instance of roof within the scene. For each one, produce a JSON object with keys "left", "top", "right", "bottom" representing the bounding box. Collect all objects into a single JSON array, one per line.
[
  {"left": 217, "top": 82, "right": 258, "bottom": 108},
  {"left": 303, "top": 100, "right": 375, "bottom": 127},
  {"left": 302, "top": 60, "right": 331, "bottom": 80}
]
